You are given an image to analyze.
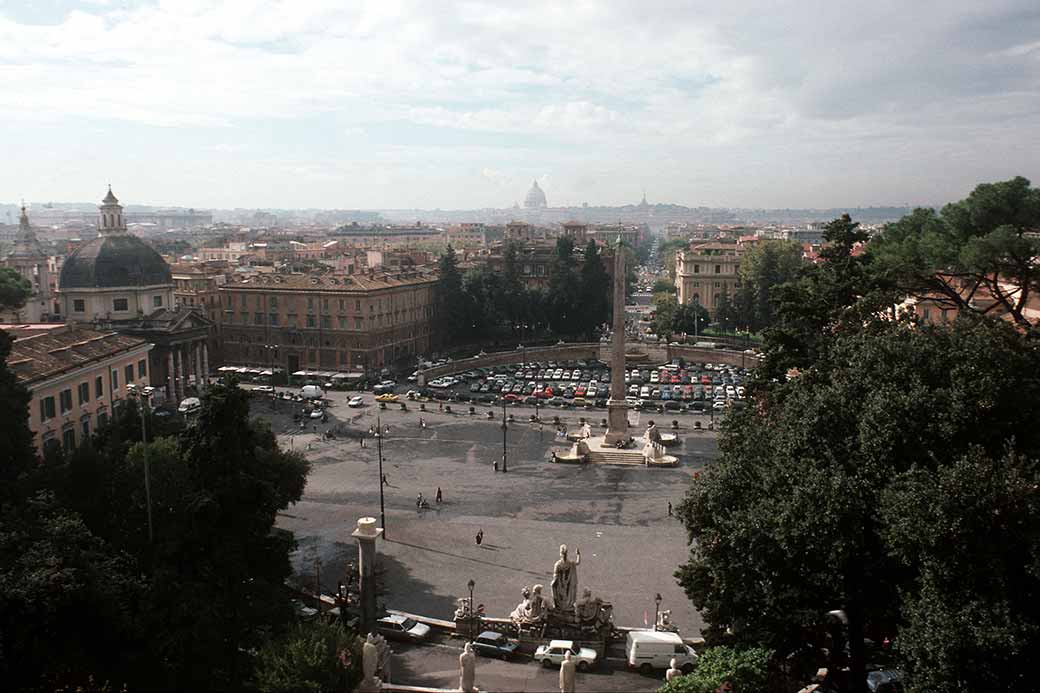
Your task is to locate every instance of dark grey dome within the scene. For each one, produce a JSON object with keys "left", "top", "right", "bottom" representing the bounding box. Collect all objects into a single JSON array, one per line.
[{"left": 60, "top": 233, "right": 172, "bottom": 289}]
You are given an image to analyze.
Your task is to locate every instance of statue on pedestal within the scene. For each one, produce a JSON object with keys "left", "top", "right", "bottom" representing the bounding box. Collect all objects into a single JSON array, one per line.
[
  {"left": 551, "top": 544, "right": 581, "bottom": 611},
  {"left": 511, "top": 584, "right": 548, "bottom": 626},
  {"left": 459, "top": 641, "right": 477, "bottom": 693},
  {"left": 666, "top": 657, "right": 682, "bottom": 682},
  {"left": 559, "top": 651, "right": 577, "bottom": 693},
  {"left": 574, "top": 588, "right": 612, "bottom": 631},
  {"left": 359, "top": 632, "right": 381, "bottom": 692}
]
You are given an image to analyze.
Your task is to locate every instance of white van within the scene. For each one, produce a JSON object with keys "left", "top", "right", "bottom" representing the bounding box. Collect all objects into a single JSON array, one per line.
[
  {"left": 299, "top": 385, "right": 325, "bottom": 400},
  {"left": 625, "top": 630, "right": 697, "bottom": 674}
]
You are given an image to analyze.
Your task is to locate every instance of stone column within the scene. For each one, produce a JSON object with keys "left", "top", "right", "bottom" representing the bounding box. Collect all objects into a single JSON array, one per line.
[
  {"left": 166, "top": 351, "right": 176, "bottom": 402},
  {"left": 194, "top": 343, "right": 203, "bottom": 393},
  {"left": 604, "top": 237, "right": 630, "bottom": 444},
  {"left": 201, "top": 343, "right": 210, "bottom": 391},
  {"left": 175, "top": 348, "right": 184, "bottom": 402},
  {"left": 352, "top": 517, "right": 383, "bottom": 634}
]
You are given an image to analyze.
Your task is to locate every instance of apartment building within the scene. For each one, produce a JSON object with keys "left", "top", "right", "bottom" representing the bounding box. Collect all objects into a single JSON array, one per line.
[
  {"left": 218, "top": 270, "right": 438, "bottom": 373},
  {"left": 6, "top": 324, "right": 152, "bottom": 454},
  {"left": 675, "top": 241, "right": 744, "bottom": 313}
]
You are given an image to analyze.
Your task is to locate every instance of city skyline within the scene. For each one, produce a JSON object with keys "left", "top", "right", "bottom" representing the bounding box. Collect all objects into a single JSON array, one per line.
[{"left": 2, "top": 1, "right": 1038, "bottom": 210}]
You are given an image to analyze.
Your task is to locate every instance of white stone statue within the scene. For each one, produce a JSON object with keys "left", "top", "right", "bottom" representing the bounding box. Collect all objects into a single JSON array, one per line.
[
  {"left": 559, "top": 651, "right": 577, "bottom": 693},
  {"left": 666, "top": 657, "right": 682, "bottom": 681},
  {"left": 551, "top": 544, "right": 581, "bottom": 610},
  {"left": 459, "top": 641, "right": 477, "bottom": 693},
  {"left": 360, "top": 632, "right": 381, "bottom": 692}
]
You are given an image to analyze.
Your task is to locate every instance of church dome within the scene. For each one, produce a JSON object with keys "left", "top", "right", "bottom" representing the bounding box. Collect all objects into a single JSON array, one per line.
[
  {"left": 524, "top": 180, "right": 547, "bottom": 208},
  {"left": 60, "top": 233, "right": 172, "bottom": 289}
]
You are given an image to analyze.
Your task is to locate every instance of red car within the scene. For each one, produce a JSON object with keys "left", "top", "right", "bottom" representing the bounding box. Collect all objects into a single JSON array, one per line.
[{"left": 503, "top": 393, "right": 521, "bottom": 402}]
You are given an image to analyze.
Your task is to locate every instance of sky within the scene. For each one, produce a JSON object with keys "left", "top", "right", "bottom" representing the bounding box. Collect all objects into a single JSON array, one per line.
[{"left": 1, "top": 0, "right": 1038, "bottom": 210}]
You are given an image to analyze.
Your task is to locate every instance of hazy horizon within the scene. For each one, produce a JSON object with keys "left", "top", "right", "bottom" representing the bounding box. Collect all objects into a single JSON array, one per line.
[{"left": 2, "top": 1, "right": 1038, "bottom": 210}]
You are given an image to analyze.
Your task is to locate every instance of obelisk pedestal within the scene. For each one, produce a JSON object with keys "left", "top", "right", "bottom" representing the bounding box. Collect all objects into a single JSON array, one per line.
[
  {"left": 352, "top": 516, "right": 383, "bottom": 633},
  {"left": 604, "top": 237, "right": 629, "bottom": 445}
]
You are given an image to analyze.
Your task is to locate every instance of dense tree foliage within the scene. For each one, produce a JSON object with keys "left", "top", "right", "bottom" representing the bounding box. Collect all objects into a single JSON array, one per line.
[
  {"left": 871, "top": 176, "right": 1040, "bottom": 328},
  {"left": 652, "top": 293, "right": 710, "bottom": 339},
  {"left": 255, "top": 621, "right": 362, "bottom": 693},
  {"left": 732, "top": 240, "right": 804, "bottom": 332},
  {"left": 436, "top": 239, "right": 613, "bottom": 345},
  {"left": 0, "top": 364, "right": 311, "bottom": 688},
  {"left": 676, "top": 316, "right": 1040, "bottom": 692},
  {"left": 658, "top": 646, "right": 772, "bottom": 693},
  {"left": 0, "top": 266, "right": 31, "bottom": 312}
]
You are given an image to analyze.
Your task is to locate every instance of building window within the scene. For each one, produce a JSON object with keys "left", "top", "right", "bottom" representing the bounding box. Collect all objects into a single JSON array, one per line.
[
  {"left": 270, "top": 313, "right": 279, "bottom": 326},
  {"left": 355, "top": 300, "right": 361, "bottom": 311},
  {"left": 322, "top": 298, "right": 329, "bottom": 311},
  {"left": 62, "top": 427, "right": 76, "bottom": 450},
  {"left": 78, "top": 382, "right": 90, "bottom": 405},
  {"left": 693, "top": 264, "right": 700, "bottom": 274},
  {"left": 922, "top": 307, "right": 931, "bottom": 320},
  {"left": 125, "top": 364, "right": 134, "bottom": 385},
  {"left": 98, "top": 411, "right": 108, "bottom": 428},
  {"left": 60, "top": 388, "right": 73, "bottom": 413},
  {"left": 138, "top": 359, "right": 147, "bottom": 378},
  {"left": 95, "top": 375, "right": 103, "bottom": 399},
  {"left": 714, "top": 281, "right": 720, "bottom": 288},
  {"left": 153, "top": 295, "right": 163, "bottom": 307},
  {"left": 339, "top": 299, "right": 345, "bottom": 311},
  {"left": 113, "top": 298, "right": 129, "bottom": 311},
  {"left": 241, "top": 294, "right": 247, "bottom": 307},
  {"left": 254, "top": 312, "right": 264, "bottom": 325},
  {"left": 112, "top": 369, "right": 119, "bottom": 389},
  {"left": 338, "top": 317, "right": 347, "bottom": 328},
  {"left": 270, "top": 296, "right": 278, "bottom": 309},
  {"left": 256, "top": 295, "right": 262, "bottom": 309},
  {"left": 306, "top": 315, "right": 316, "bottom": 328},
  {"left": 715, "top": 265, "right": 721, "bottom": 274},
  {"left": 307, "top": 297, "right": 314, "bottom": 311},
  {"left": 321, "top": 316, "right": 331, "bottom": 329},
  {"left": 40, "top": 396, "right": 56, "bottom": 421},
  {"left": 73, "top": 299, "right": 85, "bottom": 313},
  {"left": 355, "top": 318, "right": 363, "bottom": 330},
  {"left": 81, "top": 417, "right": 90, "bottom": 440}
]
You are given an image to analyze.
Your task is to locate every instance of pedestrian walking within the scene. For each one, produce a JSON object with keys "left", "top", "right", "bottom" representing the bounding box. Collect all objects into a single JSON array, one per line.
[
  {"left": 416, "top": 493, "right": 424, "bottom": 509},
  {"left": 475, "top": 528, "right": 483, "bottom": 545},
  {"left": 492, "top": 459, "right": 498, "bottom": 472},
  {"left": 436, "top": 486, "right": 442, "bottom": 503},
  {"left": 360, "top": 434, "right": 366, "bottom": 448},
  {"left": 384, "top": 425, "right": 390, "bottom": 434},
  {"left": 382, "top": 474, "right": 389, "bottom": 487},
  {"left": 667, "top": 501, "right": 672, "bottom": 517}
]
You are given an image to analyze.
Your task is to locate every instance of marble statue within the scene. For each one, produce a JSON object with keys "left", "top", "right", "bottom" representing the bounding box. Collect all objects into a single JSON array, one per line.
[
  {"left": 666, "top": 657, "right": 682, "bottom": 682},
  {"left": 574, "top": 588, "right": 599, "bottom": 623},
  {"left": 510, "top": 584, "right": 549, "bottom": 626},
  {"left": 551, "top": 544, "right": 581, "bottom": 610},
  {"left": 360, "top": 632, "right": 381, "bottom": 692},
  {"left": 459, "top": 641, "right": 477, "bottom": 693},
  {"left": 559, "top": 651, "right": 577, "bottom": 693}
]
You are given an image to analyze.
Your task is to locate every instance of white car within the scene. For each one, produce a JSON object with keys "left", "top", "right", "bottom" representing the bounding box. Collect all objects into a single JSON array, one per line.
[
  {"left": 178, "top": 397, "right": 201, "bottom": 414},
  {"left": 534, "top": 640, "right": 597, "bottom": 671},
  {"left": 309, "top": 408, "right": 325, "bottom": 419},
  {"left": 348, "top": 396, "right": 365, "bottom": 408},
  {"left": 253, "top": 385, "right": 275, "bottom": 393},
  {"left": 376, "top": 614, "right": 431, "bottom": 642}
]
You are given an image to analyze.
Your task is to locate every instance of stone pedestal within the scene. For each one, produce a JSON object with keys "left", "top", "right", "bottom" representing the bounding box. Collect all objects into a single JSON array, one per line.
[
  {"left": 603, "top": 400, "right": 630, "bottom": 445},
  {"left": 352, "top": 517, "right": 383, "bottom": 633}
]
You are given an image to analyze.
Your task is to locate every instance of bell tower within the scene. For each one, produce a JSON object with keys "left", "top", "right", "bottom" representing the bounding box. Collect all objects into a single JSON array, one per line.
[{"left": 98, "top": 186, "right": 126, "bottom": 235}]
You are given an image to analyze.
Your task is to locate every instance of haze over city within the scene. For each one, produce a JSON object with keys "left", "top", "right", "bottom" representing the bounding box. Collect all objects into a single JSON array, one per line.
[{"left": 3, "top": 0, "right": 1038, "bottom": 210}]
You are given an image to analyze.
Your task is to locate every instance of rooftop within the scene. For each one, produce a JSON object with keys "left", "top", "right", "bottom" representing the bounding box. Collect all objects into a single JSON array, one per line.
[
  {"left": 223, "top": 270, "right": 438, "bottom": 292},
  {"left": 5, "top": 325, "right": 150, "bottom": 386}
]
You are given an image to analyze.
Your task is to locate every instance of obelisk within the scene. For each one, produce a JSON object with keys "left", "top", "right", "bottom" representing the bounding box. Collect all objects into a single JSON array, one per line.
[{"left": 604, "top": 235, "right": 629, "bottom": 445}]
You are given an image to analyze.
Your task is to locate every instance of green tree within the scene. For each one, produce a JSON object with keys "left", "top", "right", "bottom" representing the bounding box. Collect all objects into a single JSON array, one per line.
[
  {"left": 871, "top": 176, "right": 1040, "bottom": 328},
  {"left": 579, "top": 240, "right": 611, "bottom": 339},
  {"left": 501, "top": 240, "right": 524, "bottom": 326},
  {"left": 652, "top": 278, "right": 675, "bottom": 295},
  {"left": 737, "top": 240, "right": 804, "bottom": 331},
  {"left": 255, "top": 621, "right": 362, "bottom": 693},
  {"left": 0, "top": 266, "right": 31, "bottom": 313},
  {"left": 436, "top": 245, "right": 471, "bottom": 344},
  {"left": 714, "top": 286, "right": 738, "bottom": 333},
  {"left": 658, "top": 646, "right": 772, "bottom": 693},
  {"left": 673, "top": 301, "right": 711, "bottom": 337},
  {"left": 676, "top": 317, "right": 1040, "bottom": 692},
  {"left": 882, "top": 449, "right": 1040, "bottom": 692},
  {"left": 547, "top": 236, "right": 579, "bottom": 334},
  {"left": 652, "top": 292, "right": 678, "bottom": 338},
  {"left": 762, "top": 214, "right": 885, "bottom": 380}
]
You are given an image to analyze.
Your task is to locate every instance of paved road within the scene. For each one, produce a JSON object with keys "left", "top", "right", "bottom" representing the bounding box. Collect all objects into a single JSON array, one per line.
[
  {"left": 389, "top": 640, "right": 664, "bottom": 692},
  {"left": 263, "top": 388, "right": 719, "bottom": 683}
]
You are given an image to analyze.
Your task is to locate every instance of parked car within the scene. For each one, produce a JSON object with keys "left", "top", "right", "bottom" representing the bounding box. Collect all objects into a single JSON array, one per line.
[
  {"left": 348, "top": 396, "right": 365, "bottom": 408},
  {"left": 309, "top": 407, "right": 325, "bottom": 419},
  {"left": 375, "top": 393, "right": 399, "bottom": 403},
  {"left": 300, "top": 385, "right": 325, "bottom": 399},
  {"left": 178, "top": 397, "right": 201, "bottom": 414},
  {"left": 472, "top": 631, "right": 519, "bottom": 660},
  {"left": 253, "top": 385, "right": 275, "bottom": 393},
  {"left": 534, "top": 640, "right": 597, "bottom": 671},
  {"left": 376, "top": 614, "right": 431, "bottom": 642},
  {"left": 625, "top": 630, "right": 697, "bottom": 674}
]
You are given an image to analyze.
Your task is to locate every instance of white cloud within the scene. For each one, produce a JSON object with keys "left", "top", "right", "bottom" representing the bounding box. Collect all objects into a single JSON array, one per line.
[{"left": 0, "top": 0, "right": 1038, "bottom": 208}]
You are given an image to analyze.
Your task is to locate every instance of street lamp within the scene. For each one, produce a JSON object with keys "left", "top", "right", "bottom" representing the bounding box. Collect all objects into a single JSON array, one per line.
[
  {"left": 467, "top": 578, "right": 476, "bottom": 640},
  {"left": 500, "top": 400, "right": 508, "bottom": 473},
  {"left": 654, "top": 593, "right": 663, "bottom": 631},
  {"left": 128, "top": 386, "right": 154, "bottom": 544},
  {"left": 375, "top": 416, "right": 387, "bottom": 540}
]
